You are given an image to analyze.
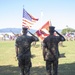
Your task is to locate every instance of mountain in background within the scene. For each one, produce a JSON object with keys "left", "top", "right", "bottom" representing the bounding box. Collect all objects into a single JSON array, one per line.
[
  {"left": 0, "top": 28, "right": 21, "bottom": 34},
  {"left": 0, "top": 28, "right": 62, "bottom": 34},
  {"left": 0, "top": 28, "right": 37, "bottom": 34}
]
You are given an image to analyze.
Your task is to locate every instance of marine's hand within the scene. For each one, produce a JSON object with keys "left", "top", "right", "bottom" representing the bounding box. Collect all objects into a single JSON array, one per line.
[
  {"left": 28, "top": 31, "right": 34, "bottom": 36},
  {"left": 44, "top": 58, "right": 46, "bottom": 61},
  {"left": 14, "top": 57, "right": 17, "bottom": 61},
  {"left": 55, "top": 30, "right": 61, "bottom": 35}
]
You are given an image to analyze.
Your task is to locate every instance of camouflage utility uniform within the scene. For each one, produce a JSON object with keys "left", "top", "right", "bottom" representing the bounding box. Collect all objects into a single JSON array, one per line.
[
  {"left": 15, "top": 28, "right": 39, "bottom": 75},
  {"left": 43, "top": 26, "right": 65, "bottom": 75}
]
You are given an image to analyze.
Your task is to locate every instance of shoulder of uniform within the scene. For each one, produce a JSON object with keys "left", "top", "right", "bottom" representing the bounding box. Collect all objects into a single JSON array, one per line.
[{"left": 16, "top": 36, "right": 22, "bottom": 41}]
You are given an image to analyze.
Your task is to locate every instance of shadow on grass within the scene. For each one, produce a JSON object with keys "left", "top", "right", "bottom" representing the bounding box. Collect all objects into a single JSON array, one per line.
[
  {"left": 0, "top": 62, "right": 75, "bottom": 75},
  {"left": 58, "top": 62, "right": 75, "bottom": 75},
  {"left": 0, "top": 65, "right": 19, "bottom": 75}
]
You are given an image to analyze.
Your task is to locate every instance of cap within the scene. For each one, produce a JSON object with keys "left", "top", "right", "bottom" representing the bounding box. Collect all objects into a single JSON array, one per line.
[
  {"left": 49, "top": 26, "right": 55, "bottom": 32},
  {"left": 22, "top": 27, "right": 28, "bottom": 31}
]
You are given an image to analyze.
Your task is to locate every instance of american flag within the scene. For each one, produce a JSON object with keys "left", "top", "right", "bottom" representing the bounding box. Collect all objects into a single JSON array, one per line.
[{"left": 22, "top": 8, "right": 39, "bottom": 29}]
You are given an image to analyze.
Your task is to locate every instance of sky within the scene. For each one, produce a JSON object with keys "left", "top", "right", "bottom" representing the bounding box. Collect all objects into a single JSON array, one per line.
[{"left": 0, "top": 0, "right": 75, "bottom": 30}]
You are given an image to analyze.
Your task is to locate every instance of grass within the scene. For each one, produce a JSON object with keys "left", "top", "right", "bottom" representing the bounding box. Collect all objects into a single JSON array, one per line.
[{"left": 0, "top": 40, "right": 75, "bottom": 75}]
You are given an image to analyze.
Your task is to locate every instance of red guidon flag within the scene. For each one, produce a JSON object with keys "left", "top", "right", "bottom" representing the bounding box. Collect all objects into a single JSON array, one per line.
[
  {"left": 36, "top": 21, "right": 51, "bottom": 40},
  {"left": 22, "top": 8, "right": 39, "bottom": 29}
]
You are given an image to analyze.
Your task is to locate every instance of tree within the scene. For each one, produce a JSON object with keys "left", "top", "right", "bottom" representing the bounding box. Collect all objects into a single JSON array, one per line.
[{"left": 61, "top": 28, "right": 75, "bottom": 35}]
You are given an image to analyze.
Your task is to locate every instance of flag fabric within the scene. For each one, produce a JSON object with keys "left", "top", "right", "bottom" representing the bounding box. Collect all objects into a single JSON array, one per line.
[
  {"left": 36, "top": 21, "right": 51, "bottom": 40},
  {"left": 22, "top": 8, "right": 39, "bottom": 29}
]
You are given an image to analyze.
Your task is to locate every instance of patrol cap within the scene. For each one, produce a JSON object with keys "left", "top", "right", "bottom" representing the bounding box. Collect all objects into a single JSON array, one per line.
[
  {"left": 49, "top": 26, "right": 55, "bottom": 32},
  {"left": 22, "top": 26, "right": 28, "bottom": 31}
]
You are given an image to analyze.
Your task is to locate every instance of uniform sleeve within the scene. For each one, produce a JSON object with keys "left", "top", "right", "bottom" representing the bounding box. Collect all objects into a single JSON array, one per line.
[
  {"left": 30, "top": 36, "right": 39, "bottom": 42},
  {"left": 59, "top": 36, "right": 65, "bottom": 41},
  {"left": 42, "top": 39, "right": 47, "bottom": 48},
  {"left": 15, "top": 38, "right": 19, "bottom": 47}
]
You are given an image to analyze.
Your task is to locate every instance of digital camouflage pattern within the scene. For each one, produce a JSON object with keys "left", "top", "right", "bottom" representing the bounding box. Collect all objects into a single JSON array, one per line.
[
  {"left": 42, "top": 26, "right": 65, "bottom": 75},
  {"left": 43, "top": 33, "right": 65, "bottom": 75},
  {"left": 43, "top": 35, "right": 61, "bottom": 61},
  {"left": 15, "top": 34, "right": 38, "bottom": 75}
]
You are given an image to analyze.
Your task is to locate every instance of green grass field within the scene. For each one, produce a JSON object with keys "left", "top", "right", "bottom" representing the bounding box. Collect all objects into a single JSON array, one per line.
[{"left": 0, "top": 40, "right": 75, "bottom": 75}]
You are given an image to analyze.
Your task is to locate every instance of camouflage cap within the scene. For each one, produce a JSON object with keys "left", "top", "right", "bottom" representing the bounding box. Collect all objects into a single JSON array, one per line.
[
  {"left": 49, "top": 26, "right": 55, "bottom": 32},
  {"left": 22, "top": 26, "right": 28, "bottom": 31}
]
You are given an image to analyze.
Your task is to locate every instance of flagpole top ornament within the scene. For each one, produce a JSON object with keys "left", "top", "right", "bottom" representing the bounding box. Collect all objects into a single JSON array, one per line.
[{"left": 23, "top": 5, "right": 24, "bottom": 8}]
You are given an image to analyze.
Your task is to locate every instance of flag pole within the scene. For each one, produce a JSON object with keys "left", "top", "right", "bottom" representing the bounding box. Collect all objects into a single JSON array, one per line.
[
  {"left": 23, "top": 5, "right": 24, "bottom": 8},
  {"left": 49, "top": 20, "right": 52, "bottom": 26},
  {"left": 40, "top": 11, "right": 44, "bottom": 42},
  {"left": 40, "top": 10, "right": 43, "bottom": 28}
]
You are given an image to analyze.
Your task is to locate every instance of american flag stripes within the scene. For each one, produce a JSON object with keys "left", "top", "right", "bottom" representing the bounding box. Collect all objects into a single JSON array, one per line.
[{"left": 22, "top": 8, "right": 39, "bottom": 29}]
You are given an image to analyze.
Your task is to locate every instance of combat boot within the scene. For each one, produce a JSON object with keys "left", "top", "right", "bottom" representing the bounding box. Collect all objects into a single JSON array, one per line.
[
  {"left": 20, "top": 73, "right": 25, "bottom": 75},
  {"left": 20, "top": 68, "right": 25, "bottom": 75},
  {"left": 46, "top": 72, "right": 52, "bottom": 75}
]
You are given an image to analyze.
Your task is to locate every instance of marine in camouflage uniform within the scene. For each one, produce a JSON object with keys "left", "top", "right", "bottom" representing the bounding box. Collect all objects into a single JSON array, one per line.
[
  {"left": 15, "top": 27, "right": 39, "bottom": 75},
  {"left": 42, "top": 26, "right": 65, "bottom": 75}
]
